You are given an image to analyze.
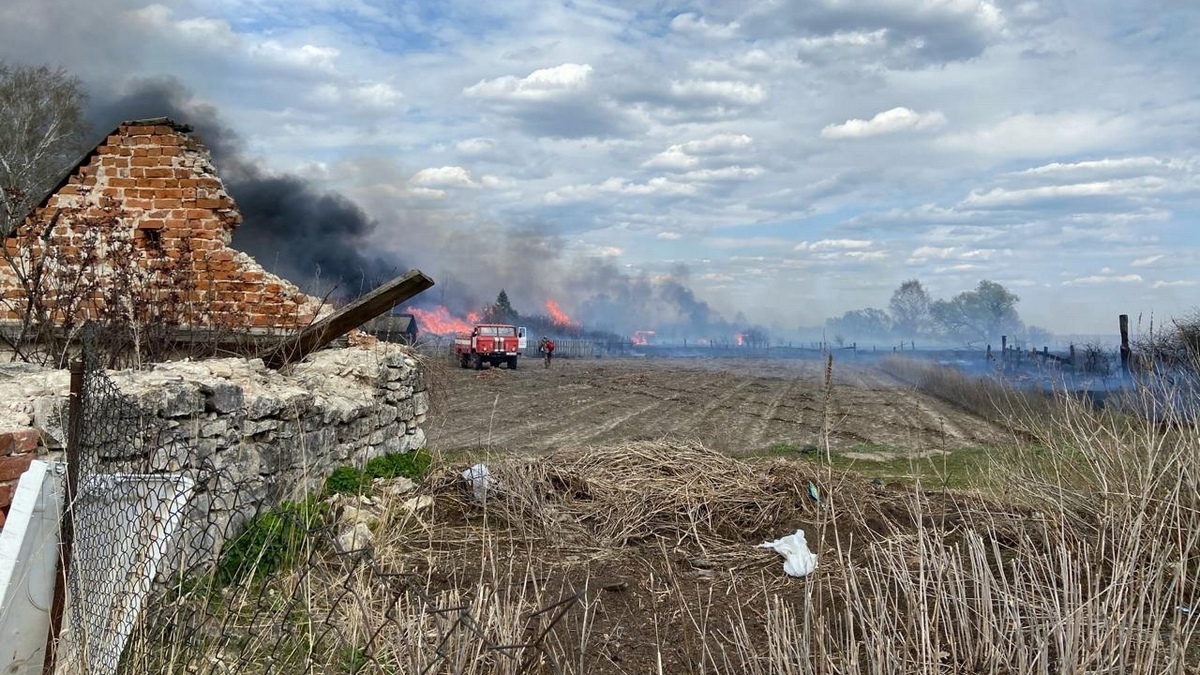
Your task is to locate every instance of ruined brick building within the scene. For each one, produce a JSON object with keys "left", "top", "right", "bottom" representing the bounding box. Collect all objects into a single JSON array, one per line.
[{"left": 0, "top": 118, "right": 327, "bottom": 356}]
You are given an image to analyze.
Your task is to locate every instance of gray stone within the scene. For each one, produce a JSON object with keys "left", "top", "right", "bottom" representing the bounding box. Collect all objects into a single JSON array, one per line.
[
  {"left": 335, "top": 522, "right": 374, "bottom": 555},
  {"left": 375, "top": 476, "right": 416, "bottom": 497},
  {"left": 161, "top": 381, "right": 205, "bottom": 418},
  {"left": 245, "top": 394, "right": 283, "bottom": 420},
  {"left": 374, "top": 404, "right": 398, "bottom": 426},
  {"left": 380, "top": 434, "right": 404, "bottom": 455},
  {"left": 393, "top": 399, "right": 415, "bottom": 420},
  {"left": 32, "top": 396, "right": 69, "bottom": 448},
  {"left": 200, "top": 381, "right": 243, "bottom": 414},
  {"left": 413, "top": 391, "right": 430, "bottom": 416},
  {"left": 242, "top": 418, "right": 279, "bottom": 436},
  {"left": 407, "top": 427, "right": 426, "bottom": 451},
  {"left": 200, "top": 418, "right": 230, "bottom": 438}
]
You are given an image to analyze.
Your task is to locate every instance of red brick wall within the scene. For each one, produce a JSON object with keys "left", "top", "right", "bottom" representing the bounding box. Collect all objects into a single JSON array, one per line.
[
  {"left": 0, "top": 120, "right": 326, "bottom": 334},
  {"left": 0, "top": 428, "right": 41, "bottom": 529}
]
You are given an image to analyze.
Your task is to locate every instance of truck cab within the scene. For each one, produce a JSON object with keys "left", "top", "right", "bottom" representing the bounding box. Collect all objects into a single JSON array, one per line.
[{"left": 454, "top": 323, "right": 522, "bottom": 369}]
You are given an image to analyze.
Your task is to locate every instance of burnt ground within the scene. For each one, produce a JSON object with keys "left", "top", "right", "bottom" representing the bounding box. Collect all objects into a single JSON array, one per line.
[{"left": 421, "top": 352, "right": 1016, "bottom": 461}]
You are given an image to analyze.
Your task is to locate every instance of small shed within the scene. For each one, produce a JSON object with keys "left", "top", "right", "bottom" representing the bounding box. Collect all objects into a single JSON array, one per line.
[{"left": 364, "top": 313, "right": 418, "bottom": 344}]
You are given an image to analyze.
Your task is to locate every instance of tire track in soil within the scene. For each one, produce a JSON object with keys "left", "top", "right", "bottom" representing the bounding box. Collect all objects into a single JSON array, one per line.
[
  {"left": 569, "top": 393, "right": 685, "bottom": 447},
  {"left": 486, "top": 387, "right": 662, "bottom": 450},
  {"left": 742, "top": 377, "right": 808, "bottom": 449},
  {"left": 647, "top": 377, "right": 763, "bottom": 451},
  {"left": 425, "top": 357, "right": 1012, "bottom": 456}
]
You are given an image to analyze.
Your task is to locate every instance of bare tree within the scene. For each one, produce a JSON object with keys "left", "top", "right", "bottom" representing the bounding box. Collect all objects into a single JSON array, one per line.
[{"left": 0, "top": 61, "right": 90, "bottom": 235}]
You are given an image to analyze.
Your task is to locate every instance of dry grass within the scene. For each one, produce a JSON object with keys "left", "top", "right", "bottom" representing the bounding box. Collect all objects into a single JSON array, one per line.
[{"left": 114, "top": 379, "right": 1200, "bottom": 674}]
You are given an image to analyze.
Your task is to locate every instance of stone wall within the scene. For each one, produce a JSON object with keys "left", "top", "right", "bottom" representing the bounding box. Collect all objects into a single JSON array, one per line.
[{"left": 0, "top": 344, "right": 428, "bottom": 560}]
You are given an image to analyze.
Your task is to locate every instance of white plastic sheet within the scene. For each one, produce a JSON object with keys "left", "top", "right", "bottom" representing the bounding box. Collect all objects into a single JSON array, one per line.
[
  {"left": 461, "top": 463, "right": 493, "bottom": 500},
  {"left": 758, "top": 528, "right": 818, "bottom": 577}
]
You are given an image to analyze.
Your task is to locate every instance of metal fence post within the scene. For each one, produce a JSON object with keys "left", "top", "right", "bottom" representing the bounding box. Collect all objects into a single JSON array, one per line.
[{"left": 42, "top": 358, "right": 83, "bottom": 675}]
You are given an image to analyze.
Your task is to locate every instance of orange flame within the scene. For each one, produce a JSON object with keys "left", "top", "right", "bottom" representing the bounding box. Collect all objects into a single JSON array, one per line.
[
  {"left": 545, "top": 299, "right": 578, "bottom": 328},
  {"left": 405, "top": 305, "right": 481, "bottom": 335},
  {"left": 735, "top": 332, "right": 746, "bottom": 346},
  {"left": 631, "top": 330, "right": 656, "bottom": 345}
]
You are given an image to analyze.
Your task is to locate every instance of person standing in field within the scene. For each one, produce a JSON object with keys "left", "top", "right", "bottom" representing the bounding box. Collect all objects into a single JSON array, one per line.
[{"left": 538, "top": 336, "right": 556, "bottom": 368}]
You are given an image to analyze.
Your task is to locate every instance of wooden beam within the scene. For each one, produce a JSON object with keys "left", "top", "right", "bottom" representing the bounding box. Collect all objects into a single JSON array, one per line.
[
  {"left": 1119, "top": 313, "right": 1131, "bottom": 373},
  {"left": 263, "top": 269, "right": 435, "bottom": 369}
]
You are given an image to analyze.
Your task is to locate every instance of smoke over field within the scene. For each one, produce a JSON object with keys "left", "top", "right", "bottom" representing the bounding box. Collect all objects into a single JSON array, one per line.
[{"left": 87, "top": 79, "right": 751, "bottom": 342}]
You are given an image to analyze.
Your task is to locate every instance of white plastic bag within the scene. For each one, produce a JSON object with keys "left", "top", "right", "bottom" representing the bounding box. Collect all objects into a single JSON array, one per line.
[
  {"left": 758, "top": 528, "right": 818, "bottom": 577},
  {"left": 461, "top": 463, "right": 493, "bottom": 501}
]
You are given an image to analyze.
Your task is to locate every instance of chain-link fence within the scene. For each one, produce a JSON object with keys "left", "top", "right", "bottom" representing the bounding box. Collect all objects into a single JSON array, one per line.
[{"left": 50, "top": 331, "right": 590, "bottom": 675}]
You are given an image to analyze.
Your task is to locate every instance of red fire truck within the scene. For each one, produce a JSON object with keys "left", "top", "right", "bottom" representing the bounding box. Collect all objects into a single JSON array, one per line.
[{"left": 454, "top": 324, "right": 526, "bottom": 369}]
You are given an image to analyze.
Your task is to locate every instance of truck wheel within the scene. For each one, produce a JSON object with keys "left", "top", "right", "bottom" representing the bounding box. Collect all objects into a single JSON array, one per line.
[
  {"left": 473, "top": 354, "right": 484, "bottom": 370},
  {"left": 507, "top": 356, "right": 518, "bottom": 370},
  {"left": 459, "top": 354, "right": 469, "bottom": 369}
]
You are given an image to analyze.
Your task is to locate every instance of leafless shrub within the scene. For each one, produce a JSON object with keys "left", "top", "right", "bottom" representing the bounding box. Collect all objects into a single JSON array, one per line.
[{"left": 1080, "top": 341, "right": 1115, "bottom": 376}]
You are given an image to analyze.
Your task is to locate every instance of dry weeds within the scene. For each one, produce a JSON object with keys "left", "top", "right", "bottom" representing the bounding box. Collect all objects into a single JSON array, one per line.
[{"left": 116, "top": 382, "right": 1200, "bottom": 674}]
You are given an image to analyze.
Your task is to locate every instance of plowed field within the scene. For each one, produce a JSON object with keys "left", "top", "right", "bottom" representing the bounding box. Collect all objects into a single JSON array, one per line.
[{"left": 423, "top": 354, "right": 1012, "bottom": 458}]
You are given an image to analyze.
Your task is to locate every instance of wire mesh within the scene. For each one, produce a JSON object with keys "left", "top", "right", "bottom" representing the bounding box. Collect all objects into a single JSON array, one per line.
[{"left": 55, "top": 330, "right": 588, "bottom": 675}]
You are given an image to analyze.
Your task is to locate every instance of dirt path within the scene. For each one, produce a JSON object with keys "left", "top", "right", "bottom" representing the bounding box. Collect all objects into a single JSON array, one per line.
[{"left": 422, "top": 353, "right": 1014, "bottom": 456}]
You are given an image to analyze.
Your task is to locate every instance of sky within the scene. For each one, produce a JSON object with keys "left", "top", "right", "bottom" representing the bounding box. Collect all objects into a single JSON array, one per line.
[{"left": 1, "top": 0, "right": 1197, "bottom": 340}]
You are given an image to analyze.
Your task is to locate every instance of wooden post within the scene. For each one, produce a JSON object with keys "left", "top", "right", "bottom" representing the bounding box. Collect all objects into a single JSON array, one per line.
[
  {"left": 1119, "top": 314, "right": 1131, "bottom": 373},
  {"left": 1069, "top": 344, "right": 1076, "bottom": 368},
  {"left": 263, "top": 270, "right": 434, "bottom": 369}
]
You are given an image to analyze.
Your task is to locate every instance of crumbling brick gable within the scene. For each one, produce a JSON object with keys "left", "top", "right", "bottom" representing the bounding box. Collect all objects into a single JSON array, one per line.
[{"left": 0, "top": 118, "right": 325, "bottom": 333}]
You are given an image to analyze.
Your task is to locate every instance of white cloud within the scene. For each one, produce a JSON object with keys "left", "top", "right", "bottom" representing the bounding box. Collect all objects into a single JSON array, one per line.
[
  {"left": 795, "top": 239, "right": 874, "bottom": 251},
  {"left": 411, "top": 166, "right": 477, "bottom": 188},
  {"left": 960, "top": 176, "right": 1170, "bottom": 208},
  {"left": 681, "top": 166, "right": 764, "bottom": 181},
  {"left": 798, "top": 29, "right": 888, "bottom": 52},
  {"left": 821, "top": 107, "right": 946, "bottom": 139},
  {"left": 1062, "top": 274, "right": 1144, "bottom": 286},
  {"left": 644, "top": 146, "right": 698, "bottom": 170},
  {"left": 1019, "top": 157, "right": 1167, "bottom": 178},
  {"left": 670, "top": 13, "right": 740, "bottom": 39},
  {"left": 644, "top": 133, "right": 754, "bottom": 170},
  {"left": 249, "top": 41, "right": 341, "bottom": 73},
  {"left": 313, "top": 81, "right": 402, "bottom": 108},
  {"left": 907, "top": 246, "right": 957, "bottom": 263},
  {"left": 658, "top": 232, "right": 683, "bottom": 240},
  {"left": 456, "top": 138, "right": 495, "bottom": 154},
  {"left": 1152, "top": 280, "right": 1199, "bottom": 288},
  {"left": 545, "top": 176, "right": 697, "bottom": 204},
  {"left": 668, "top": 79, "right": 767, "bottom": 106},
  {"left": 1132, "top": 254, "right": 1164, "bottom": 267},
  {"left": 941, "top": 112, "right": 1133, "bottom": 158},
  {"left": 464, "top": 63, "right": 593, "bottom": 101}
]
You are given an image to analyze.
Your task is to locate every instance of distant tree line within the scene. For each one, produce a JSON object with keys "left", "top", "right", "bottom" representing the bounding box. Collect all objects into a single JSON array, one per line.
[{"left": 826, "top": 279, "right": 1053, "bottom": 348}]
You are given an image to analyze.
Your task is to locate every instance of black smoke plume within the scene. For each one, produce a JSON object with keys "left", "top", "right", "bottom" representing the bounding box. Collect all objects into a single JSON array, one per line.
[
  {"left": 87, "top": 78, "right": 400, "bottom": 298},
  {"left": 86, "top": 78, "right": 745, "bottom": 340}
]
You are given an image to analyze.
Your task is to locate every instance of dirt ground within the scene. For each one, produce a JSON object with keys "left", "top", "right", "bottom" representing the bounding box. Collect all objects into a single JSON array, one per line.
[
  {"left": 422, "top": 352, "right": 1014, "bottom": 459},
  {"left": 374, "top": 353, "right": 1032, "bottom": 673}
]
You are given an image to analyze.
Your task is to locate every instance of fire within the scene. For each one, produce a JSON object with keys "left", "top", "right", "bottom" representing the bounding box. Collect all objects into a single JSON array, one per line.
[
  {"left": 405, "top": 305, "right": 480, "bottom": 335},
  {"left": 631, "top": 330, "right": 656, "bottom": 345},
  {"left": 735, "top": 332, "right": 746, "bottom": 346},
  {"left": 545, "top": 299, "right": 578, "bottom": 328}
]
